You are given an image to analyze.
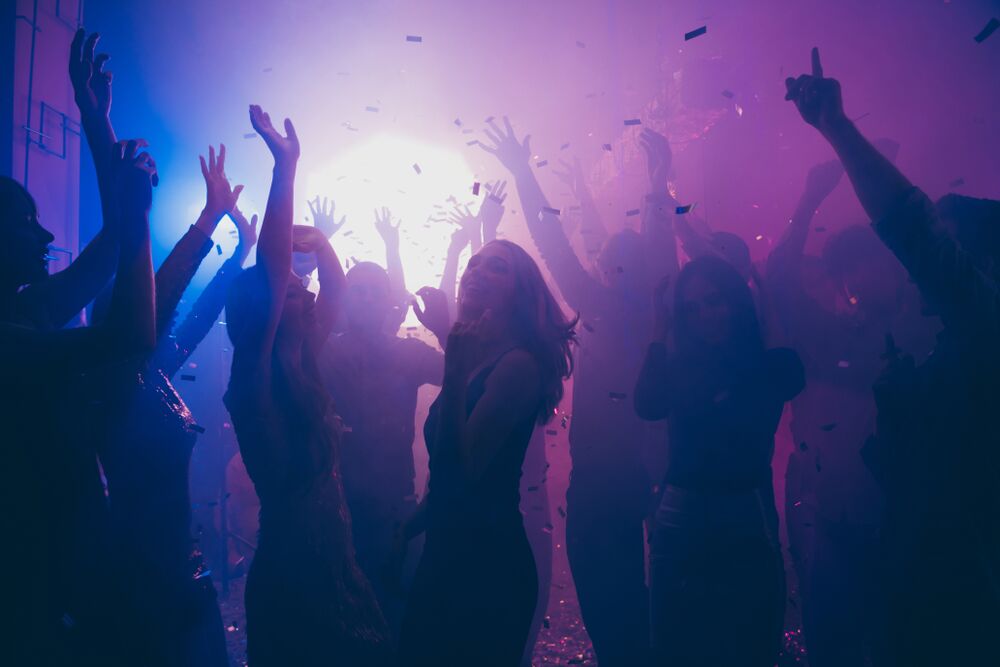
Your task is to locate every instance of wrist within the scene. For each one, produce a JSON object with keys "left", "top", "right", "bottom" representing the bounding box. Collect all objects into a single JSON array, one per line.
[
  {"left": 818, "top": 115, "right": 854, "bottom": 142},
  {"left": 195, "top": 208, "right": 224, "bottom": 236}
]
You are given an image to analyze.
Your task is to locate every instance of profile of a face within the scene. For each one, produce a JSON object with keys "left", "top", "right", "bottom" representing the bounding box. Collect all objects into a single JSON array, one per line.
[
  {"left": 1, "top": 182, "right": 54, "bottom": 286},
  {"left": 344, "top": 263, "right": 391, "bottom": 333},
  {"left": 678, "top": 274, "right": 732, "bottom": 347},
  {"left": 458, "top": 242, "right": 517, "bottom": 321}
]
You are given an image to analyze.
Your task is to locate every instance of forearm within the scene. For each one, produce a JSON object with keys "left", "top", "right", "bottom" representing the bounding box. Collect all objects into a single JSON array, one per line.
[
  {"left": 384, "top": 239, "right": 408, "bottom": 304},
  {"left": 821, "top": 119, "right": 912, "bottom": 223},
  {"left": 314, "top": 243, "right": 346, "bottom": 339},
  {"left": 258, "top": 165, "right": 296, "bottom": 294},
  {"left": 108, "top": 219, "right": 156, "bottom": 354},
  {"left": 439, "top": 240, "right": 463, "bottom": 307},
  {"left": 642, "top": 193, "right": 679, "bottom": 282},
  {"left": 155, "top": 225, "right": 213, "bottom": 337},
  {"left": 167, "top": 254, "right": 244, "bottom": 375}
]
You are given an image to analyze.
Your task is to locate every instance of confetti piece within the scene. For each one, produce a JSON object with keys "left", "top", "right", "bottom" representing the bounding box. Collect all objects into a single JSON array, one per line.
[
  {"left": 472, "top": 182, "right": 481, "bottom": 195},
  {"left": 181, "top": 374, "right": 197, "bottom": 381},
  {"left": 625, "top": 208, "right": 640, "bottom": 217},
  {"left": 215, "top": 244, "right": 222, "bottom": 255},
  {"left": 755, "top": 234, "right": 765, "bottom": 241},
  {"left": 406, "top": 35, "right": 423, "bottom": 43},
  {"left": 465, "top": 139, "right": 480, "bottom": 146},
  {"left": 191, "top": 424, "right": 206, "bottom": 434},
  {"left": 541, "top": 206, "right": 561, "bottom": 215},
  {"left": 721, "top": 89, "right": 735, "bottom": 99},
  {"left": 365, "top": 106, "right": 379, "bottom": 113},
  {"left": 609, "top": 391, "right": 626, "bottom": 400},
  {"left": 575, "top": 40, "right": 586, "bottom": 48},
  {"left": 736, "top": 104, "right": 744, "bottom": 117},
  {"left": 536, "top": 160, "right": 548, "bottom": 167},
  {"left": 623, "top": 118, "right": 642, "bottom": 126},
  {"left": 949, "top": 177, "right": 965, "bottom": 188},
  {"left": 262, "top": 67, "right": 273, "bottom": 73},
  {"left": 602, "top": 143, "right": 613, "bottom": 151},
  {"left": 243, "top": 133, "right": 257, "bottom": 139},
  {"left": 974, "top": 17, "right": 999, "bottom": 43},
  {"left": 684, "top": 25, "right": 707, "bottom": 41},
  {"left": 412, "top": 163, "right": 422, "bottom": 174},
  {"left": 837, "top": 361, "right": 850, "bottom": 368},
  {"left": 848, "top": 296, "right": 858, "bottom": 305},
  {"left": 454, "top": 118, "right": 462, "bottom": 127},
  {"left": 560, "top": 142, "right": 570, "bottom": 150},
  {"left": 545, "top": 429, "right": 558, "bottom": 436},
  {"left": 675, "top": 204, "right": 694, "bottom": 214}
]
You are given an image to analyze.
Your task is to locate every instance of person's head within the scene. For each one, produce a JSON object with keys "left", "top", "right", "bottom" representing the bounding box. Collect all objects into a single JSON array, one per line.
[
  {"left": 674, "top": 255, "right": 763, "bottom": 354},
  {"left": 458, "top": 240, "right": 577, "bottom": 422},
  {"left": 709, "top": 231, "right": 753, "bottom": 282},
  {"left": 292, "top": 251, "right": 318, "bottom": 279},
  {"left": 344, "top": 261, "right": 392, "bottom": 334},
  {"left": 0, "top": 176, "right": 54, "bottom": 290},
  {"left": 822, "top": 224, "right": 905, "bottom": 317},
  {"left": 227, "top": 266, "right": 316, "bottom": 355},
  {"left": 937, "top": 194, "right": 1000, "bottom": 280},
  {"left": 596, "top": 229, "right": 648, "bottom": 294}
]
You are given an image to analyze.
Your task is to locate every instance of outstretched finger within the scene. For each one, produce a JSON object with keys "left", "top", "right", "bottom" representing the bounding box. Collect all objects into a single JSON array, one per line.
[
  {"left": 94, "top": 53, "right": 110, "bottom": 73},
  {"left": 218, "top": 143, "right": 227, "bottom": 173},
  {"left": 232, "top": 184, "right": 244, "bottom": 203},
  {"left": 208, "top": 145, "right": 216, "bottom": 173},
  {"left": 199, "top": 155, "right": 209, "bottom": 179},
  {"left": 487, "top": 117, "right": 504, "bottom": 138},
  {"left": 283, "top": 118, "right": 298, "bottom": 143},
  {"left": 811, "top": 47, "right": 823, "bottom": 78},
  {"left": 70, "top": 29, "right": 85, "bottom": 67},
  {"left": 482, "top": 127, "right": 502, "bottom": 147},
  {"left": 502, "top": 116, "right": 515, "bottom": 138},
  {"left": 83, "top": 33, "right": 100, "bottom": 65}
]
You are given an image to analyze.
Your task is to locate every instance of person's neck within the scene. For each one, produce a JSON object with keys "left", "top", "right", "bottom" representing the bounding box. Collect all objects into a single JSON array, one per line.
[{"left": 0, "top": 282, "right": 19, "bottom": 323}]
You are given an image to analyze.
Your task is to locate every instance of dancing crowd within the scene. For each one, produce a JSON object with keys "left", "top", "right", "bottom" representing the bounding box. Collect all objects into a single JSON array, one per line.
[{"left": 1, "top": 27, "right": 997, "bottom": 667}]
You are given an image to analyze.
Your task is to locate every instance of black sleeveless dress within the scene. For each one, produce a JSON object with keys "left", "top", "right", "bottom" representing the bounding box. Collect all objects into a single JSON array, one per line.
[{"left": 399, "top": 351, "right": 540, "bottom": 666}]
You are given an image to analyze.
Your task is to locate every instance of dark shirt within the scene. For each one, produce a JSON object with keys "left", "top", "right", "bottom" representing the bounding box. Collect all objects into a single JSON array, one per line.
[{"left": 635, "top": 344, "right": 804, "bottom": 492}]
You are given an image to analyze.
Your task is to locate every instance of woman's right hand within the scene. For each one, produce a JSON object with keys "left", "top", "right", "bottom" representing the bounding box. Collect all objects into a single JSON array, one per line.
[{"left": 249, "top": 104, "right": 299, "bottom": 169}]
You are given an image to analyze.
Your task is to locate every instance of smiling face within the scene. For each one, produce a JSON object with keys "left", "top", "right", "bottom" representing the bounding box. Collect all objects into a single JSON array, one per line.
[
  {"left": 1, "top": 180, "right": 54, "bottom": 288},
  {"left": 458, "top": 242, "right": 518, "bottom": 322},
  {"left": 677, "top": 274, "right": 733, "bottom": 348}
]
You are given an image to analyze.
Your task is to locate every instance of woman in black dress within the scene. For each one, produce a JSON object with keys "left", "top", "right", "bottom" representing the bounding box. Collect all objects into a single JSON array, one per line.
[
  {"left": 634, "top": 256, "right": 805, "bottom": 666},
  {"left": 398, "top": 239, "right": 577, "bottom": 666},
  {"left": 223, "top": 105, "right": 390, "bottom": 666}
]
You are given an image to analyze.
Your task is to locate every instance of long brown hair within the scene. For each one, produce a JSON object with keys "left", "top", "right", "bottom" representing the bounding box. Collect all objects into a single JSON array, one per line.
[{"left": 487, "top": 240, "right": 577, "bottom": 424}]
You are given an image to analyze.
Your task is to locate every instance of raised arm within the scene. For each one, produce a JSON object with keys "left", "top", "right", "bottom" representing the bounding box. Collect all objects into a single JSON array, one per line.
[
  {"left": 479, "top": 180, "right": 507, "bottom": 245},
  {"left": 155, "top": 144, "right": 243, "bottom": 337},
  {"left": 17, "top": 30, "right": 120, "bottom": 327},
  {"left": 553, "top": 159, "right": 607, "bottom": 262},
  {"left": 229, "top": 105, "right": 299, "bottom": 379},
  {"left": 6, "top": 141, "right": 157, "bottom": 373},
  {"left": 159, "top": 210, "right": 257, "bottom": 377},
  {"left": 374, "top": 206, "right": 410, "bottom": 331},
  {"left": 786, "top": 48, "right": 1000, "bottom": 334},
  {"left": 292, "top": 225, "right": 345, "bottom": 344},
  {"left": 479, "top": 117, "right": 605, "bottom": 314},
  {"left": 638, "top": 129, "right": 679, "bottom": 284}
]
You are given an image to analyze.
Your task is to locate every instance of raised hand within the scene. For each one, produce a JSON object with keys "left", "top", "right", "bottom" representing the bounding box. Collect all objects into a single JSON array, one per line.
[
  {"left": 479, "top": 181, "right": 507, "bottom": 241},
  {"left": 480, "top": 117, "right": 532, "bottom": 173},
  {"left": 249, "top": 104, "right": 299, "bottom": 167},
  {"left": 200, "top": 144, "right": 244, "bottom": 220},
  {"left": 803, "top": 158, "right": 845, "bottom": 203},
  {"left": 232, "top": 207, "right": 259, "bottom": 263},
  {"left": 69, "top": 29, "right": 112, "bottom": 118},
  {"left": 413, "top": 286, "right": 451, "bottom": 341},
  {"left": 291, "top": 224, "right": 331, "bottom": 254},
  {"left": 374, "top": 206, "right": 401, "bottom": 247},
  {"left": 447, "top": 204, "right": 479, "bottom": 240},
  {"left": 638, "top": 128, "right": 672, "bottom": 193},
  {"left": 785, "top": 48, "right": 848, "bottom": 134},
  {"left": 552, "top": 159, "right": 585, "bottom": 194},
  {"left": 308, "top": 196, "right": 346, "bottom": 237},
  {"left": 113, "top": 139, "right": 158, "bottom": 221}
]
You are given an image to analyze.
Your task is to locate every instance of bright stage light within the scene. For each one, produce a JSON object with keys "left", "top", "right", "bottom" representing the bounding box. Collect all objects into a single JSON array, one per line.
[{"left": 303, "top": 133, "right": 478, "bottom": 324}]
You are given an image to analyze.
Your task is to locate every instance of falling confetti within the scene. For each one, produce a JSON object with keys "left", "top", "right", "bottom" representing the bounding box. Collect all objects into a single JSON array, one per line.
[
  {"left": 406, "top": 35, "right": 423, "bottom": 43},
  {"left": 684, "top": 25, "right": 708, "bottom": 41},
  {"left": 974, "top": 17, "right": 999, "bottom": 43}
]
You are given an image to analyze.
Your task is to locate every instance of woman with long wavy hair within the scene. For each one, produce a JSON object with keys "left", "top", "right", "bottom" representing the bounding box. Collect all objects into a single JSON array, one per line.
[
  {"left": 222, "top": 105, "right": 390, "bottom": 666},
  {"left": 397, "top": 239, "right": 577, "bottom": 666}
]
